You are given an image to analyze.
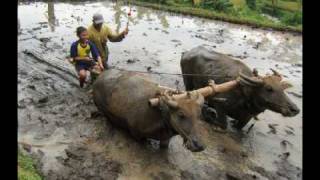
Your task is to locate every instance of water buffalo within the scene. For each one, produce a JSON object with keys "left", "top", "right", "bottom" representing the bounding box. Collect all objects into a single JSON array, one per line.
[
  {"left": 180, "top": 46, "right": 300, "bottom": 130},
  {"left": 92, "top": 69, "right": 206, "bottom": 152}
]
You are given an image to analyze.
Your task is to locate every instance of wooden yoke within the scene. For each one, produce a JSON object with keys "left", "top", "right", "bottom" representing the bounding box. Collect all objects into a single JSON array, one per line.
[{"left": 149, "top": 78, "right": 240, "bottom": 107}]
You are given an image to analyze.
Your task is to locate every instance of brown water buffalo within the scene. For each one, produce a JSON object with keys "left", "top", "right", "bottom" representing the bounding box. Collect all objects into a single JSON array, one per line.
[
  {"left": 92, "top": 69, "right": 206, "bottom": 152},
  {"left": 180, "top": 46, "right": 300, "bottom": 130}
]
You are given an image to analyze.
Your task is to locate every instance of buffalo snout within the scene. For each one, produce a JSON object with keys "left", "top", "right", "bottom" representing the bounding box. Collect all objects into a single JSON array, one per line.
[
  {"left": 186, "top": 137, "right": 205, "bottom": 152},
  {"left": 286, "top": 103, "right": 300, "bottom": 117},
  {"left": 281, "top": 102, "right": 300, "bottom": 117}
]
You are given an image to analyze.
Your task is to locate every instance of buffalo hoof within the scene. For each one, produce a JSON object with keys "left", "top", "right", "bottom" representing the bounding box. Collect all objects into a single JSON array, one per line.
[
  {"left": 202, "top": 106, "right": 227, "bottom": 129},
  {"left": 231, "top": 120, "right": 248, "bottom": 130},
  {"left": 213, "top": 121, "right": 228, "bottom": 130},
  {"left": 160, "top": 140, "right": 169, "bottom": 149},
  {"left": 201, "top": 105, "right": 218, "bottom": 122}
]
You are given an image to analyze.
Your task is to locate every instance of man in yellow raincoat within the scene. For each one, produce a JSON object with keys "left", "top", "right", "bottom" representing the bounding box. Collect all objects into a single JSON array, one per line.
[{"left": 88, "top": 13, "right": 129, "bottom": 69}]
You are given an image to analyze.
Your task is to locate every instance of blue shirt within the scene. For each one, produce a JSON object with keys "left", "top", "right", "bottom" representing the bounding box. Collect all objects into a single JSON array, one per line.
[{"left": 70, "top": 40, "right": 100, "bottom": 61}]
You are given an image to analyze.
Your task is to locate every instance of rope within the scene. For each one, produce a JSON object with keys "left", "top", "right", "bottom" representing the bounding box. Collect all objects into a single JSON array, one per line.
[{"left": 110, "top": 66, "right": 228, "bottom": 77}]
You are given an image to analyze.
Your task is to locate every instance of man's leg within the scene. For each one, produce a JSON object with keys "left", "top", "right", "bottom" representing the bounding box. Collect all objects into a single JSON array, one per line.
[
  {"left": 90, "top": 64, "right": 101, "bottom": 83},
  {"left": 103, "top": 58, "right": 108, "bottom": 69},
  {"left": 103, "top": 46, "right": 109, "bottom": 69}
]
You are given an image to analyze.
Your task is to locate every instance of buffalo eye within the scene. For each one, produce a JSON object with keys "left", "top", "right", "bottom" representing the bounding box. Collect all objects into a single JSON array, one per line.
[
  {"left": 266, "top": 86, "right": 273, "bottom": 92},
  {"left": 177, "top": 111, "right": 185, "bottom": 119}
]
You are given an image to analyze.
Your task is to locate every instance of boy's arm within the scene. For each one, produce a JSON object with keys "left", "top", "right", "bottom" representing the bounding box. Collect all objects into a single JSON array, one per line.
[
  {"left": 70, "top": 43, "right": 77, "bottom": 61},
  {"left": 74, "top": 56, "right": 91, "bottom": 61}
]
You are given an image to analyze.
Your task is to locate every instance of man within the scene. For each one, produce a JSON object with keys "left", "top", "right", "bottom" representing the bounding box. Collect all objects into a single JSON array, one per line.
[{"left": 88, "top": 13, "right": 129, "bottom": 69}]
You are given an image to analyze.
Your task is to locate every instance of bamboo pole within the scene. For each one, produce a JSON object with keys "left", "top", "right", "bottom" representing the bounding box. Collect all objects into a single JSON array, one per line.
[{"left": 149, "top": 79, "right": 240, "bottom": 106}]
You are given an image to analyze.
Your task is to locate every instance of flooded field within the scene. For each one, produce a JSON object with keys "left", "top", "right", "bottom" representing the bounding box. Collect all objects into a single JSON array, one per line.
[{"left": 18, "top": 1, "right": 302, "bottom": 179}]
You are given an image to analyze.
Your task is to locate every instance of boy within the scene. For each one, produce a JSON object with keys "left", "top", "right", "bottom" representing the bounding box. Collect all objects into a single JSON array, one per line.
[{"left": 70, "top": 26, "right": 104, "bottom": 88}]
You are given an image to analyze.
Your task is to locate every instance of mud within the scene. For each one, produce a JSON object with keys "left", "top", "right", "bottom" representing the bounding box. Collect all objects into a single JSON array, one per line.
[
  {"left": 51, "top": 144, "right": 122, "bottom": 180},
  {"left": 18, "top": 1, "right": 302, "bottom": 180}
]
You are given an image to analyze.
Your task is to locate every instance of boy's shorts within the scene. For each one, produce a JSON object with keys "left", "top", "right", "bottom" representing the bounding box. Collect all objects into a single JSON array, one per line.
[{"left": 75, "top": 61, "right": 97, "bottom": 75}]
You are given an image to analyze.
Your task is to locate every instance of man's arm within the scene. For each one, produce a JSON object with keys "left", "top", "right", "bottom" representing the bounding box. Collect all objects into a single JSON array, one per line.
[
  {"left": 106, "top": 25, "right": 128, "bottom": 42},
  {"left": 96, "top": 56, "right": 104, "bottom": 70},
  {"left": 89, "top": 42, "right": 104, "bottom": 70}
]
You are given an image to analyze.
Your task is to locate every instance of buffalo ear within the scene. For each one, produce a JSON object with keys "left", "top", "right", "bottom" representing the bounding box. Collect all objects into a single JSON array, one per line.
[
  {"left": 187, "top": 92, "right": 192, "bottom": 98},
  {"left": 239, "top": 72, "right": 264, "bottom": 87},
  {"left": 252, "top": 68, "right": 259, "bottom": 77},
  {"left": 281, "top": 81, "right": 293, "bottom": 90}
]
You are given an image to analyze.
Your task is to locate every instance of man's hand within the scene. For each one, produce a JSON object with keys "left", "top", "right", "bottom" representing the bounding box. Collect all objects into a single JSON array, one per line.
[
  {"left": 97, "top": 56, "right": 104, "bottom": 71},
  {"left": 99, "top": 63, "right": 104, "bottom": 71},
  {"left": 123, "top": 27, "right": 129, "bottom": 36}
]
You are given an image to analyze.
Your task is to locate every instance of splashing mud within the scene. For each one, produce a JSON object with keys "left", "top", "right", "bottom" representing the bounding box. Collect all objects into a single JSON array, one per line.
[{"left": 18, "top": 1, "right": 302, "bottom": 179}]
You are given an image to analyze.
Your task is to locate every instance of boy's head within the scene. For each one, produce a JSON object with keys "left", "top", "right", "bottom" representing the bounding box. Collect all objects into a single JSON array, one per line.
[{"left": 76, "top": 26, "right": 89, "bottom": 41}]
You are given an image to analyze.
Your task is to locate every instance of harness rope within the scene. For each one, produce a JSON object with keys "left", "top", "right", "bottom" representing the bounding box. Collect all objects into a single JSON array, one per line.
[{"left": 109, "top": 66, "right": 231, "bottom": 77}]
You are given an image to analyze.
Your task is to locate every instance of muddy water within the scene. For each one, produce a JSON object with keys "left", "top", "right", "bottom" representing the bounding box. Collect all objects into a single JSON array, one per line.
[{"left": 18, "top": 1, "right": 302, "bottom": 179}]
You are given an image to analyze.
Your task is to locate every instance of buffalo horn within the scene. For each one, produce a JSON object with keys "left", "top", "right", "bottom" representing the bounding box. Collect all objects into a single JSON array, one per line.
[
  {"left": 165, "top": 99, "right": 178, "bottom": 108},
  {"left": 270, "top": 68, "right": 282, "bottom": 80},
  {"left": 163, "top": 91, "right": 178, "bottom": 108},
  {"left": 239, "top": 72, "right": 263, "bottom": 87}
]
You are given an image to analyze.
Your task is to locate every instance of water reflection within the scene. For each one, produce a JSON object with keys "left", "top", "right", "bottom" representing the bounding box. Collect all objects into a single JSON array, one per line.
[
  {"left": 101, "top": 1, "right": 136, "bottom": 32},
  {"left": 18, "top": 18, "right": 21, "bottom": 34},
  {"left": 110, "top": 1, "right": 170, "bottom": 29},
  {"left": 156, "top": 12, "right": 169, "bottom": 29},
  {"left": 136, "top": 5, "right": 151, "bottom": 20},
  {"left": 113, "top": 2, "right": 131, "bottom": 33},
  {"left": 48, "top": 1, "right": 56, "bottom": 31},
  {"left": 193, "top": 18, "right": 207, "bottom": 28}
]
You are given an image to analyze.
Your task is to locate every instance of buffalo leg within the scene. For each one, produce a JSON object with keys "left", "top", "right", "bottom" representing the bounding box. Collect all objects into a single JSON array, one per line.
[
  {"left": 214, "top": 110, "right": 228, "bottom": 130},
  {"left": 234, "top": 118, "right": 251, "bottom": 130},
  {"left": 160, "top": 139, "right": 169, "bottom": 149},
  {"left": 202, "top": 104, "right": 227, "bottom": 129},
  {"left": 129, "top": 129, "right": 144, "bottom": 142},
  {"left": 182, "top": 75, "right": 194, "bottom": 91},
  {"left": 201, "top": 103, "right": 217, "bottom": 122}
]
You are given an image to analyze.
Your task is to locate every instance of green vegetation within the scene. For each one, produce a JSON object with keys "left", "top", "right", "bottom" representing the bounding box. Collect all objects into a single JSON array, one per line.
[
  {"left": 18, "top": 150, "right": 42, "bottom": 180},
  {"left": 131, "top": 0, "right": 302, "bottom": 32},
  {"left": 245, "top": 0, "right": 256, "bottom": 9},
  {"left": 200, "top": 0, "right": 233, "bottom": 12},
  {"left": 280, "top": 10, "right": 302, "bottom": 26}
]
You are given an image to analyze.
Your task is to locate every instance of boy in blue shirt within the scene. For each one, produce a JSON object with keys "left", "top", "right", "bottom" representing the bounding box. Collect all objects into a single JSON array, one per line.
[{"left": 70, "top": 26, "right": 104, "bottom": 88}]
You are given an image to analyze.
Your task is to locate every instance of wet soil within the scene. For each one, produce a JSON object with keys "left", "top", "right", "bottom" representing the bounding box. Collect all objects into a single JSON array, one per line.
[{"left": 18, "top": 1, "right": 302, "bottom": 179}]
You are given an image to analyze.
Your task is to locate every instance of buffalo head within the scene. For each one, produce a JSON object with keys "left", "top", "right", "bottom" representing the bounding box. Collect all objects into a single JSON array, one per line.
[
  {"left": 239, "top": 68, "right": 300, "bottom": 117},
  {"left": 158, "top": 91, "right": 206, "bottom": 152}
]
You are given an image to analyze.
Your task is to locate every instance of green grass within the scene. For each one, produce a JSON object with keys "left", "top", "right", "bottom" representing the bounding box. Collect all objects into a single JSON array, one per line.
[
  {"left": 231, "top": 0, "right": 246, "bottom": 8},
  {"left": 263, "top": 0, "right": 301, "bottom": 12},
  {"left": 131, "top": 0, "right": 302, "bottom": 32},
  {"left": 18, "top": 150, "right": 42, "bottom": 180}
]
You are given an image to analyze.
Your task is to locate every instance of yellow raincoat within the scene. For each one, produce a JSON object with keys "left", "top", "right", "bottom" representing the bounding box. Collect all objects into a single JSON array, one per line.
[{"left": 88, "top": 23, "right": 125, "bottom": 62}]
